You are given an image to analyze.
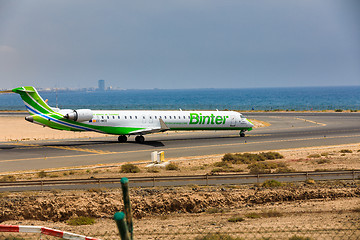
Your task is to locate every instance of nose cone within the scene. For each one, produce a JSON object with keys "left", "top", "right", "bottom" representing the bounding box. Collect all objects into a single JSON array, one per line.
[
  {"left": 25, "top": 116, "right": 33, "bottom": 122},
  {"left": 247, "top": 119, "right": 254, "bottom": 128}
]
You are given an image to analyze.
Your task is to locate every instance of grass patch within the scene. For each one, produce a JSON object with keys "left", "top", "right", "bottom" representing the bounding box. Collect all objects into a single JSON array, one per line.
[
  {"left": 307, "top": 154, "right": 321, "bottom": 158},
  {"left": 0, "top": 175, "right": 16, "bottom": 182},
  {"left": 165, "top": 162, "right": 179, "bottom": 171},
  {"left": 248, "top": 162, "right": 293, "bottom": 174},
  {"left": 213, "top": 161, "right": 230, "bottom": 168},
  {"left": 146, "top": 167, "right": 160, "bottom": 173},
  {"left": 340, "top": 149, "right": 352, "bottom": 153},
  {"left": 316, "top": 159, "right": 331, "bottom": 164},
  {"left": 67, "top": 216, "right": 95, "bottom": 226},
  {"left": 120, "top": 164, "right": 140, "bottom": 173},
  {"left": 289, "top": 236, "right": 312, "bottom": 240},
  {"left": 206, "top": 207, "right": 224, "bottom": 214},
  {"left": 262, "top": 180, "right": 282, "bottom": 188},
  {"left": 37, "top": 170, "right": 47, "bottom": 178},
  {"left": 245, "top": 212, "right": 261, "bottom": 219},
  {"left": 228, "top": 216, "right": 245, "bottom": 222},
  {"left": 320, "top": 152, "right": 329, "bottom": 157},
  {"left": 222, "top": 152, "right": 283, "bottom": 164}
]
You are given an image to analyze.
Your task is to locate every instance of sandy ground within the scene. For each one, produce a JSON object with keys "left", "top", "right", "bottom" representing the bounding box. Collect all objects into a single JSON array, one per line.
[
  {"left": 1, "top": 185, "right": 359, "bottom": 239},
  {"left": 0, "top": 116, "right": 108, "bottom": 142},
  {"left": 0, "top": 116, "right": 265, "bottom": 142}
]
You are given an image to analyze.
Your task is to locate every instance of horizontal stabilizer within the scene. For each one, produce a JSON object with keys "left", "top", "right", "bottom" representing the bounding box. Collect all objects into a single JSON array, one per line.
[{"left": 0, "top": 90, "right": 13, "bottom": 93}]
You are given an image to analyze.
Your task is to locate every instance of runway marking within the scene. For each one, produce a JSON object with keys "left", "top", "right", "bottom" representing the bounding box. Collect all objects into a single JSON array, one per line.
[
  {"left": 48, "top": 146, "right": 115, "bottom": 154},
  {"left": 6, "top": 142, "right": 115, "bottom": 154},
  {"left": 294, "top": 117, "right": 327, "bottom": 126},
  {"left": 1, "top": 134, "right": 360, "bottom": 164}
]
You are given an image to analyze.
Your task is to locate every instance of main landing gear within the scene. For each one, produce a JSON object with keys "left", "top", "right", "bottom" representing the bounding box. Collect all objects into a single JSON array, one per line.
[
  {"left": 118, "top": 135, "right": 127, "bottom": 142},
  {"left": 117, "top": 135, "right": 145, "bottom": 143},
  {"left": 239, "top": 131, "right": 246, "bottom": 137},
  {"left": 135, "top": 135, "right": 145, "bottom": 144}
]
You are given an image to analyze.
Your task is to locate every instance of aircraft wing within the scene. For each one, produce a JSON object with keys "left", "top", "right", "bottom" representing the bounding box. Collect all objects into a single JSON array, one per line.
[{"left": 128, "top": 118, "right": 170, "bottom": 135}]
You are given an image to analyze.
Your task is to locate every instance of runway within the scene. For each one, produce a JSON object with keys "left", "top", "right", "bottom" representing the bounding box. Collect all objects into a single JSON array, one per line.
[{"left": 1, "top": 112, "right": 359, "bottom": 172}]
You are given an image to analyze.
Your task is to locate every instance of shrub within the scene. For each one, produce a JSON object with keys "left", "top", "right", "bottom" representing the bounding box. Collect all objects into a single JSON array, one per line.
[
  {"left": 206, "top": 207, "right": 224, "bottom": 214},
  {"left": 320, "top": 152, "right": 329, "bottom": 157},
  {"left": 146, "top": 167, "right": 160, "bottom": 173},
  {"left": 262, "top": 180, "right": 282, "bottom": 188},
  {"left": 213, "top": 161, "right": 230, "bottom": 168},
  {"left": 248, "top": 162, "right": 289, "bottom": 174},
  {"left": 245, "top": 212, "right": 261, "bottom": 219},
  {"left": 308, "top": 154, "right": 321, "bottom": 158},
  {"left": 305, "top": 179, "right": 315, "bottom": 184},
  {"left": 165, "top": 162, "right": 179, "bottom": 171},
  {"left": 289, "top": 236, "right": 312, "bottom": 240},
  {"left": 340, "top": 149, "right": 352, "bottom": 153},
  {"left": 67, "top": 216, "right": 95, "bottom": 226},
  {"left": 2, "top": 236, "right": 25, "bottom": 240},
  {"left": 37, "top": 171, "right": 47, "bottom": 178},
  {"left": 316, "top": 159, "right": 331, "bottom": 164},
  {"left": 0, "top": 175, "right": 16, "bottom": 182},
  {"left": 228, "top": 216, "right": 245, "bottom": 222},
  {"left": 334, "top": 109, "right": 343, "bottom": 112},
  {"left": 262, "top": 210, "right": 283, "bottom": 218},
  {"left": 260, "top": 152, "right": 284, "bottom": 160},
  {"left": 195, "top": 233, "right": 244, "bottom": 240},
  {"left": 120, "top": 164, "right": 140, "bottom": 173}
]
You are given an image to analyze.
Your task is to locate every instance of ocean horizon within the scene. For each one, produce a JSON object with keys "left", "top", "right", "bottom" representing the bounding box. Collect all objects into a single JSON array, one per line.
[{"left": 0, "top": 86, "right": 359, "bottom": 111}]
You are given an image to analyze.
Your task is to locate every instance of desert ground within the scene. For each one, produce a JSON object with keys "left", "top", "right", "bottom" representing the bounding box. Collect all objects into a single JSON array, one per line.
[{"left": 0, "top": 114, "right": 359, "bottom": 239}]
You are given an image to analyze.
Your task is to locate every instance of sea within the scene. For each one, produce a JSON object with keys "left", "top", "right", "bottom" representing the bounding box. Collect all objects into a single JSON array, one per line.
[{"left": 0, "top": 86, "right": 359, "bottom": 111}]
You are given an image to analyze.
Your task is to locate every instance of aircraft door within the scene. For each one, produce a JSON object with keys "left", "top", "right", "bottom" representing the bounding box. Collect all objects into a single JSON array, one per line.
[
  {"left": 142, "top": 115, "right": 146, "bottom": 124},
  {"left": 230, "top": 115, "right": 236, "bottom": 127}
]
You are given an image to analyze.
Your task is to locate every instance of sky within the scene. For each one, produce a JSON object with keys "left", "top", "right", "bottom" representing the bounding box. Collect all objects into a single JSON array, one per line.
[{"left": 0, "top": 0, "right": 359, "bottom": 89}]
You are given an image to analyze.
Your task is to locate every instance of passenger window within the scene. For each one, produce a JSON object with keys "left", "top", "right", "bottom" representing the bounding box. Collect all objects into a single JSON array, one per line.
[
  {"left": 155, "top": 116, "right": 157, "bottom": 119},
  {"left": 143, "top": 116, "right": 145, "bottom": 119},
  {"left": 101, "top": 116, "right": 104, "bottom": 119},
  {"left": 130, "top": 116, "right": 132, "bottom": 119},
  {"left": 107, "top": 116, "right": 109, "bottom": 119},
  {"left": 118, "top": 116, "right": 120, "bottom": 119},
  {"left": 125, "top": 116, "right": 127, "bottom": 119},
  {"left": 164, "top": 116, "right": 167, "bottom": 119},
  {"left": 113, "top": 116, "right": 115, "bottom": 119},
  {"left": 150, "top": 116, "right": 152, "bottom": 119},
  {"left": 135, "top": 116, "right": 137, "bottom": 119},
  {"left": 183, "top": 116, "right": 185, "bottom": 119},
  {"left": 169, "top": 116, "right": 171, "bottom": 119},
  {"left": 178, "top": 116, "right": 180, "bottom": 119}
]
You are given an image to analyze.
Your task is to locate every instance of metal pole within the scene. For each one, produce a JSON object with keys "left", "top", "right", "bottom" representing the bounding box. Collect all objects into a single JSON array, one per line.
[
  {"left": 113, "top": 212, "right": 130, "bottom": 240},
  {"left": 121, "top": 177, "right": 133, "bottom": 240}
]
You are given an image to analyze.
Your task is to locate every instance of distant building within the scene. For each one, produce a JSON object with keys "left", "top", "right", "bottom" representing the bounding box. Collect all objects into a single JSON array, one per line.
[{"left": 98, "top": 80, "right": 105, "bottom": 91}]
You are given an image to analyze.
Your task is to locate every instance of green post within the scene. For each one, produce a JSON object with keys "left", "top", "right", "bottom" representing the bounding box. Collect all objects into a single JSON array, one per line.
[
  {"left": 113, "top": 212, "right": 130, "bottom": 240},
  {"left": 121, "top": 177, "right": 133, "bottom": 240}
]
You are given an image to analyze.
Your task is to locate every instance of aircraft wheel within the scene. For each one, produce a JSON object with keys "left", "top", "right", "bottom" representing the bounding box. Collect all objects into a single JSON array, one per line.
[
  {"left": 240, "top": 132, "right": 245, "bottom": 137},
  {"left": 118, "top": 135, "right": 127, "bottom": 142},
  {"left": 135, "top": 135, "right": 145, "bottom": 144}
]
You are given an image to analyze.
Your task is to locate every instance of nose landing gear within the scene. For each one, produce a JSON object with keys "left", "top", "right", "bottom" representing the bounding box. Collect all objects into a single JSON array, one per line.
[{"left": 240, "top": 131, "right": 245, "bottom": 137}]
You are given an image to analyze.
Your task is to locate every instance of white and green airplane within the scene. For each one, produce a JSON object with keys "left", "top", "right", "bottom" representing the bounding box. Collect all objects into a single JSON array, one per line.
[{"left": 2, "top": 86, "right": 254, "bottom": 143}]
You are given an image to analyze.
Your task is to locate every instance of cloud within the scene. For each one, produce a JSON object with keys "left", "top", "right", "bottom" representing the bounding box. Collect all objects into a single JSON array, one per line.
[{"left": 0, "top": 45, "right": 16, "bottom": 53}]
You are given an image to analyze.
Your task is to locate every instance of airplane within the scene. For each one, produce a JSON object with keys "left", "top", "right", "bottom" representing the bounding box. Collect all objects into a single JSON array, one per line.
[{"left": 1, "top": 86, "right": 254, "bottom": 143}]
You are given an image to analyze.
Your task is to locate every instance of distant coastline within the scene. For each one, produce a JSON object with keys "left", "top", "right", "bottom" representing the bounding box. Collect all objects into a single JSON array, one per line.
[{"left": 1, "top": 86, "right": 359, "bottom": 111}]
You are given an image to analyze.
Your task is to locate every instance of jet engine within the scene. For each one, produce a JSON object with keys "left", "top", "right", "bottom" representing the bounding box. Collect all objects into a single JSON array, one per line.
[{"left": 64, "top": 109, "right": 93, "bottom": 122}]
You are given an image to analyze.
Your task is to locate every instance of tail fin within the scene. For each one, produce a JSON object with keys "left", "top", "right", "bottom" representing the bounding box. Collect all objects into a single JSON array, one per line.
[{"left": 12, "top": 86, "right": 55, "bottom": 115}]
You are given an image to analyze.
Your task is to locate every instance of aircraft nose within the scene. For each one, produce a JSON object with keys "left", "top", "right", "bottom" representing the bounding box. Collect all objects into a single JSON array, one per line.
[{"left": 247, "top": 119, "right": 254, "bottom": 127}]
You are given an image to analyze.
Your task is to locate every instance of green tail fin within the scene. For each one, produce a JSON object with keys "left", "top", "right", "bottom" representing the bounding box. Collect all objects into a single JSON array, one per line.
[{"left": 12, "top": 86, "right": 55, "bottom": 115}]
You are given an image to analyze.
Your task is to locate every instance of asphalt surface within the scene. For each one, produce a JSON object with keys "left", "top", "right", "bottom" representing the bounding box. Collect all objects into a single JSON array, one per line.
[{"left": 1, "top": 112, "right": 359, "bottom": 173}]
